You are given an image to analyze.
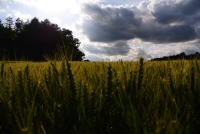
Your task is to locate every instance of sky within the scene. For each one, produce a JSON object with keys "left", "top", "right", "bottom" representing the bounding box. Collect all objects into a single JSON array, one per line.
[{"left": 0, "top": 0, "right": 200, "bottom": 61}]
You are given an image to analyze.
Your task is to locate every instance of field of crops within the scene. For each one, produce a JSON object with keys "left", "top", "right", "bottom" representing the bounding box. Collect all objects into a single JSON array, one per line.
[{"left": 0, "top": 59, "right": 200, "bottom": 134}]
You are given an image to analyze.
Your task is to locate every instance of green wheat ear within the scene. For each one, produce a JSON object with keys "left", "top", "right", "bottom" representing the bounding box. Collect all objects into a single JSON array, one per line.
[
  {"left": 168, "top": 70, "right": 175, "bottom": 96},
  {"left": 137, "top": 58, "right": 144, "bottom": 90},
  {"left": 0, "top": 63, "right": 5, "bottom": 78},
  {"left": 66, "top": 61, "right": 76, "bottom": 99},
  {"left": 195, "top": 60, "right": 200, "bottom": 73},
  {"left": 106, "top": 65, "right": 112, "bottom": 99},
  {"left": 190, "top": 64, "right": 195, "bottom": 94}
]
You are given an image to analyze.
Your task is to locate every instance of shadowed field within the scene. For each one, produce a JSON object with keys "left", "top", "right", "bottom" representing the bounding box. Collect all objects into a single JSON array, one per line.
[{"left": 0, "top": 59, "right": 200, "bottom": 134}]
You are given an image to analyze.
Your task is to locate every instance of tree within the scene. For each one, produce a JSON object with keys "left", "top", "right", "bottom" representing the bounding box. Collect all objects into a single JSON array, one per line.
[
  {"left": 15, "top": 18, "right": 25, "bottom": 34},
  {"left": 5, "top": 17, "right": 14, "bottom": 40},
  {"left": 5, "top": 17, "right": 13, "bottom": 29},
  {"left": 0, "top": 17, "right": 85, "bottom": 61},
  {"left": 0, "top": 19, "right": 12, "bottom": 59},
  {"left": 59, "top": 28, "right": 85, "bottom": 61},
  {"left": 0, "top": 19, "right": 3, "bottom": 29},
  {"left": 15, "top": 17, "right": 85, "bottom": 61},
  {"left": 0, "top": 19, "right": 5, "bottom": 35}
]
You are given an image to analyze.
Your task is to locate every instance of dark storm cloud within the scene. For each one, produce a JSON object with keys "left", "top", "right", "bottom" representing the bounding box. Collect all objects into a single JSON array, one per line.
[
  {"left": 85, "top": 40, "right": 130, "bottom": 56},
  {"left": 83, "top": 4, "right": 142, "bottom": 42},
  {"left": 82, "top": 1, "right": 198, "bottom": 44},
  {"left": 180, "top": 0, "right": 200, "bottom": 15},
  {"left": 152, "top": 0, "right": 200, "bottom": 24},
  {"left": 136, "top": 24, "right": 196, "bottom": 43}
]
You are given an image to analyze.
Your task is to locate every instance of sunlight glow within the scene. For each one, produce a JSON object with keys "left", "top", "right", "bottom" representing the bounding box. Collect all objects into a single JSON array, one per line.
[
  {"left": 35, "top": 0, "right": 78, "bottom": 13},
  {"left": 13, "top": 0, "right": 81, "bottom": 13}
]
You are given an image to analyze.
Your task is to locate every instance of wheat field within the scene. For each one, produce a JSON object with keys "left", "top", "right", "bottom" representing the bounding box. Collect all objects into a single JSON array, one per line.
[{"left": 0, "top": 59, "right": 200, "bottom": 134}]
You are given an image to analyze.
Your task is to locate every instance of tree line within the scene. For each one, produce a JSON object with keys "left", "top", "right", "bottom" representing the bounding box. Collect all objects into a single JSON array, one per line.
[
  {"left": 0, "top": 17, "right": 85, "bottom": 61},
  {"left": 151, "top": 52, "right": 200, "bottom": 61}
]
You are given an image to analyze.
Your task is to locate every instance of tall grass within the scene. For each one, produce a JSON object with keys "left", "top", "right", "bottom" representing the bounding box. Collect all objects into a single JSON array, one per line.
[{"left": 0, "top": 59, "right": 200, "bottom": 133}]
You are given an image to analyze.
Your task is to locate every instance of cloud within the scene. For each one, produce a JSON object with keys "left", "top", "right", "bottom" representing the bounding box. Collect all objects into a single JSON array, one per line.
[
  {"left": 12, "top": 0, "right": 73, "bottom": 13},
  {"left": 13, "top": 11, "right": 32, "bottom": 20},
  {"left": 84, "top": 40, "right": 130, "bottom": 56},
  {"left": 82, "top": 1, "right": 198, "bottom": 44},
  {"left": 82, "top": 4, "right": 142, "bottom": 42},
  {"left": 136, "top": 24, "right": 196, "bottom": 43},
  {"left": 11, "top": 0, "right": 101, "bottom": 13},
  {"left": 0, "top": 9, "right": 32, "bottom": 22},
  {"left": 151, "top": 0, "right": 200, "bottom": 25},
  {"left": 0, "top": 9, "right": 6, "bottom": 13},
  {"left": 12, "top": 0, "right": 34, "bottom": 6},
  {"left": 137, "top": 48, "right": 148, "bottom": 59},
  {"left": 50, "top": 17, "right": 62, "bottom": 25},
  {"left": 86, "top": 54, "right": 110, "bottom": 61}
]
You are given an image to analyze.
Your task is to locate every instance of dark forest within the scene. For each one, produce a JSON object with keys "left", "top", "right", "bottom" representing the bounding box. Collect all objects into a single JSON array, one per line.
[{"left": 0, "top": 17, "right": 85, "bottom": 61}]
